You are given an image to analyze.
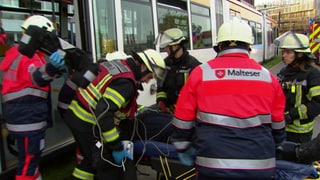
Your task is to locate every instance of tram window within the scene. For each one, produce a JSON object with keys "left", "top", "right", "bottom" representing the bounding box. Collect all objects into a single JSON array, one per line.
[
  {"left": 249, "top": 21, "right": 257, "bottom": 45},
  {"left": 157, "top": 2, "right": 189, "bottom": 50},
  {"left": 242, "top": 19, "right": 249, "bottom": 24},
  {"left": 40, "top": 1, "right": 59, "bottom": 13},
  {"left": 191, "top": 3, "right": 212, "bottom": 49},
  {"left": 1, "top": 0, "right": 59, "bottom": 12},
  {"left": 92, "top": 0, "right": 116, "bottom": 59},
  {"left": 215, "top": 0, "right": 224, "bottom": 35},
  {"left": 1, "top": 0, "right": 19, "bottom": 7},
  {"left": 122, "top": 0, "right": 155, "bottom": 53},
  {"left": 256, "top": 23, "right": 262, "bottom": 44}
]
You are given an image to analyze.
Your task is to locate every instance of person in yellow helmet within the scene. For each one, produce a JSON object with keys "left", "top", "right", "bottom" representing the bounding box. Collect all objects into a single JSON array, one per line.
[
  {"left": 155, "top": 28, "right": 201, "bottom": 114},
  {"left": 61, "top": 49, "right": 166, "bottom": 180},
  {"left": 132, "top": 28, "right": 202, "bottom": 145},
  {"left": 276, "top": 31, "right": 320, "bottom": 143}
]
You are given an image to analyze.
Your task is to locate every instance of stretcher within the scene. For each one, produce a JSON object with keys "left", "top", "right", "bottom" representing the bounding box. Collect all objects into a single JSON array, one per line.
[
  {"left": 133, "top": 108, "right": 320, "bottom": 180},
  {"left": 134, "top": 140, "right": 196, "bottom": 180},
  {"left": 304, "top": 161, "right": 320, "bottom": 180},
  {"left": 134, "top": 140, "right": 320, "bottom": 180}
]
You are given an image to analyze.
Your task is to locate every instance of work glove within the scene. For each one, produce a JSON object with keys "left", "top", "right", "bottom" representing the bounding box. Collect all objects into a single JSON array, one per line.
[
  {"left": 49, "top": 50, "right": 65, "bottom": 68},
  {"left": 157, "top": 101, "right": 169, "bottom": 113},
  {"left": 284, "top": 111, "right": 293, "bottom": 124},
  {"left": 177, "top": 147, "right": 196, "bottom": 167},
  {"left": 112, "top": 149, "right": 130, "bottom": 165}
]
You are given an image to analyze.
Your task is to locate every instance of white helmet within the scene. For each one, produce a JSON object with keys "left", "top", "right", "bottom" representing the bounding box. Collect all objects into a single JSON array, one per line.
[
  {"left": 275, "top": 31, "right": 315, "bottom": 59},
  {"left": 105, "top": 51, "right": 132, "bottom": 61},
  {"left": 132, "top": 49, "right": 167, "bottom": 84},
  {"left": 216, "top": 19, "right": 254, "bottom": 44},
  {"left": 21, "top": 15, "right": 55, "bottom": 32},
  {"left": 157, "top": 28, "right": 187, "bottom": 48},
  {"left": 276, "top": 31, "right": 311, "bottom": 53}
]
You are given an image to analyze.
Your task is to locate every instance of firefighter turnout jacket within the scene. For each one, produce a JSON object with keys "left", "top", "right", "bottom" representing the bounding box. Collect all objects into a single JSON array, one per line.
[
  {"left": 156, "top": 50, "right": 201, "bottom": 113},
  {"left": 171, "top": 49, "right": 286, "bottom": 179},
  {"left": 278, "top": 64, "right": 320, "bottom": 135},
  {"left": 1, "top": 45, "right": 61, "bottom": 134},
  {"left": 66, "top": 59, "right": 138, "bottom": 150}
]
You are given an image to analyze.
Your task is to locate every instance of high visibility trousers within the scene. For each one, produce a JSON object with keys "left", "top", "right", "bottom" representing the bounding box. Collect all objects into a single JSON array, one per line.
[{"left": 14, "top": 131, "right": 45, "bottom": 180}]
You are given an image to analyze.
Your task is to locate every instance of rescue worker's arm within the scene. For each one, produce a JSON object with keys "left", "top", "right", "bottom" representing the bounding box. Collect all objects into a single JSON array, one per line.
[
  {"left": 271, "top": 75, "right": 287, "bottom": 145},
  {"left": 170, "top": 67, "right": 200, "bottom": 166},
  {"left": 57, "top": 61, "right": 100, "bottom": 118},
  {"left": 31, "top": 51, "right": 65, "bottom": 86},
  {"left": 286, "top": 69, "right": 320, "bottom": 121},
  {"left": 188, "top": 56, "right": 202, "bottom": 71},
  {"left": 156, "top": 85, "right": 168, "bottom": 112},
  {"left": 57, "top": 77, "right": 78, "bottom": 118},
  {"left": 95, "top": 78, "right": 135, "bottom": 151},
  {"left": 171, "top": 67, "right": 201, "bottom": 152}
]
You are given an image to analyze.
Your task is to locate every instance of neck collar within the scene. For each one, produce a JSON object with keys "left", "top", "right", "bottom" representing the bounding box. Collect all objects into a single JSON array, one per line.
[{"left": 217, "top": 48, "right": 249, "bottom": 57}]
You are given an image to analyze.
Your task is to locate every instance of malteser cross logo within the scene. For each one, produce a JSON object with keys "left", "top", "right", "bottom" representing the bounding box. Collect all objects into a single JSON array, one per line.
[{"left": 215, "top": 69, "right": 225, "bottom": 79}]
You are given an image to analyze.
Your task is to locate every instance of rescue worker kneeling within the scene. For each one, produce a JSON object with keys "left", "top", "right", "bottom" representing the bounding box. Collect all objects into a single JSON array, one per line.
[{"left": 63, "top": 49, "right": 166, "bottom": 180}]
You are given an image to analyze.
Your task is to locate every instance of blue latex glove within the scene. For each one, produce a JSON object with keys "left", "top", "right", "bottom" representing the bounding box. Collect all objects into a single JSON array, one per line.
[
  {"left": 177, "top": 147, "right": 196, "bottom": 167},
  {"left": 49, "top": 50, "right": 65, "bottom": 68},
  {"left": 112, "top": 149, "right": 130, "bottom": 165}
]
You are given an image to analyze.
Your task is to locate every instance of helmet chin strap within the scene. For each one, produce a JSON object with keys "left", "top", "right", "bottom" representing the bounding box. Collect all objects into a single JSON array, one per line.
[
  {"left": 140, "top": 68, "right": 151, "bottom": 79},
  {"left": 291, "top": 52, "right": 304, "bottom": 65},
  {"left": 169, "top": 45, "right": 182, "bottom": 58}
]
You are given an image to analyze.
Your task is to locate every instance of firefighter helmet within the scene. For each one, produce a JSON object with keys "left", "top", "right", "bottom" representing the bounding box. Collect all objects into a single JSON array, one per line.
[
  {"left": 216, "top": 19, "right": 254, "bottom": 45},
  {"left": 132, "top": 49, "right": 167, "bottom": 84},
  {"left": 277, "top": 32, "right": 311, "bottom": 53},
  {"left": 105, "top": 51, "right": 131, "bottom": 61},
  {"left": 157, "top": 28, "right": 187, "bottom": 48},
  {"left": 21, "top": 15, "right": 55, "bottom": 32}
]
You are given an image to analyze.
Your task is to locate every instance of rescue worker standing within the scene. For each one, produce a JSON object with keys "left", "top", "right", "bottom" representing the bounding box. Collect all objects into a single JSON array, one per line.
[
  {"left": 134, "top": 28, "right": 201, "bottom": 143},
  {"left": 156, "top": 28, "right": 201, "bottom": 114},
  {"left": 62, "top": 49, "right": 166, "bottom": 180},
  {"left": 276, "top": 31, "right": 320, "bottom": 143},
  {"left": 0, "top": 15, "right": 65, "bottom": 180},
  {"left": 171, "top": 19, "right": 286, "bottom": 179}
]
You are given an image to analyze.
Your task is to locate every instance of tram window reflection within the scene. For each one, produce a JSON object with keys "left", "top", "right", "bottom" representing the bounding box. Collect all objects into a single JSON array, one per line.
[
  {"left": 122, "top": 0, "right": 155, "bottom": 53},
  {"left": 92, "top": 0, "right": 116, "bottom": 58}
]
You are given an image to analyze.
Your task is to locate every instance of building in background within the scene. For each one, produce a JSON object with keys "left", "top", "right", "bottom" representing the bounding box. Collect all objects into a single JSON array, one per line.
[
  {"left": 255, "top": 0, "right": 318, "bottom": 35},
  {"left": 237, "top": 0, "right": 254, "bottom": 7}
]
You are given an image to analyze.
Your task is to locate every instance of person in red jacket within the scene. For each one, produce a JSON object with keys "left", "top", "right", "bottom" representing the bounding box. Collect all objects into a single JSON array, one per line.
[
  {"left": 171, "top": 19, "right": 286, "bottom": 180},
  {"left": 0, "top": 15, "right": 65, "bottom": 180}
]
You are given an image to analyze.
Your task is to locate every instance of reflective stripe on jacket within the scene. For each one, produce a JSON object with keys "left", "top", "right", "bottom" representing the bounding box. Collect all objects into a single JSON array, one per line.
[
  {"left": 171, "top": 49, "right": 286, "bottom": 179},
  {"left": 278, "top": 65, "right": 320, "bottom": 134},
  {"left": 156, "top": 50, "right": 201, "bottom": 113},
  {"left": 0, "top": 46, "right": 49, "bottom": 95},
  {"left": 70, "top": 60, "right": 138, "bottom": 143},
  {"left": 0, "top": 46, "right": 51, "bottom": 133}
]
